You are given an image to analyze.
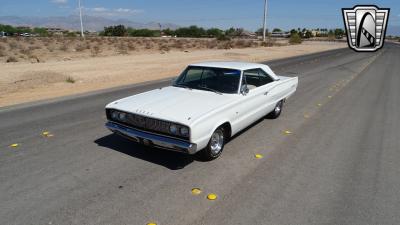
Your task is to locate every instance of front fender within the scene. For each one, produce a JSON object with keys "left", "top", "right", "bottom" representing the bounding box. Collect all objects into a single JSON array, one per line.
[{"left": 190, "top": 118, "right": 231, "bottom": 151}]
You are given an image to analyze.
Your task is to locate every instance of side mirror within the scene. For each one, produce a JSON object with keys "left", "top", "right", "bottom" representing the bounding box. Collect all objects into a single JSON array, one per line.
[{"left": 240, "top": 85, "right": 249, "bottom": 95}]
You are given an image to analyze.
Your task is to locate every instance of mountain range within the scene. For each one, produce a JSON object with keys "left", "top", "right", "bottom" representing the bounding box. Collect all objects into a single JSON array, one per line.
[
  {"left": 0, "top": 15, "right": 399, "bottom": 35},
  {"left": 0, "top": 15, "right": 179, "bottom": 31}
]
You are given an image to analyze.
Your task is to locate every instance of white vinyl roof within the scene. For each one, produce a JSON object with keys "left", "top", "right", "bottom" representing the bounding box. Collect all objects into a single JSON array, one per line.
[{"left": 189, "top": 61, "right": 279, "bottom": 80}]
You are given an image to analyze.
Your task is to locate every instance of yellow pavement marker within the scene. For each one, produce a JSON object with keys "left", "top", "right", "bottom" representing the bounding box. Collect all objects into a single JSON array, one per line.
[
  {"left": 207, "top": 193, "right": 218, "bottom": 201},
  {"left": 283, "top": 130, "right": 292, "bottom": 135},
  {"left": 42, "top": 131, "right": 54, "bottom": 137},
  {"left": 255, "top": 154, "right": 264, "bottom": 159},
  {"left": 147, "top": 223, "right": 157, "bottom": 225},
  {"left": 191, "top": 188, "right": 202, "bottom": 195},
  {"left": 10, "top": 143, "right": 19, "bottom": 148},
  {"left": 317, "top": 103, "right": 322, "bottom": 107}
]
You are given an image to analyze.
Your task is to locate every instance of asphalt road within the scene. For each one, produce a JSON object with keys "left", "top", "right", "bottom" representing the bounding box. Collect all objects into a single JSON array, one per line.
[{"left": 1, "top": 43, "right": 399, "bottom": 225}]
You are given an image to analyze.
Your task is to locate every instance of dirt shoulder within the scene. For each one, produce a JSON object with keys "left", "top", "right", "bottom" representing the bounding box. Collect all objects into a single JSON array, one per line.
[{"left": 0, "top": 41, "right": 346, "bottom": 107}]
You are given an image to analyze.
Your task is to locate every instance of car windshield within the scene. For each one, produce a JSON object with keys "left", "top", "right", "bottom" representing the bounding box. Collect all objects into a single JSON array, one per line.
[{"left": 174, "top": 66, "right": 241, "bottom": 94}]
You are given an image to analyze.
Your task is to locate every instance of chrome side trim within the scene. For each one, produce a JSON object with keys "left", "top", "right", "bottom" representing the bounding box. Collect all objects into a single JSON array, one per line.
[{"left": 105, "top": 122, "right": 197, "bottom": 154}]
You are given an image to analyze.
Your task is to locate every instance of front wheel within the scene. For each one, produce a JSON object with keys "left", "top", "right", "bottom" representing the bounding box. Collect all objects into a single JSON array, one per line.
[
  {"left": 198, "top": 127, "right": 225, "bottom": 161},
  {"left": 267, "top": 100, "right": 283, "bottom": 119}
]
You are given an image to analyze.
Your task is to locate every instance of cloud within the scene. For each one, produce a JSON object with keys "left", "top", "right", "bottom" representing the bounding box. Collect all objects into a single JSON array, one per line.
[
  {"left": 82, "top": 7, "right": 143, "bottom": 17},
  {"left": 51, "top": 0, "right": 68, "bottom": 4}
]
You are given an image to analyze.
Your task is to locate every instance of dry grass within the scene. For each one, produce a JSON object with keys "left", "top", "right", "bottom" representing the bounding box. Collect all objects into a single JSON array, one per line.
[{"left": 0, "top": 37, "right": 287, "bottom": 63}]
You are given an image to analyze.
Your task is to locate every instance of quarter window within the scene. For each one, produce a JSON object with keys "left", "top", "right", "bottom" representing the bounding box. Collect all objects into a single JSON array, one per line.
[{"left": 243, "top": 68, "right": 274, "bottom": 88}]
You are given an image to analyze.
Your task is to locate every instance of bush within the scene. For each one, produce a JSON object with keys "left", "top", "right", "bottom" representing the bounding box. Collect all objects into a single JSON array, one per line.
[
  {"left": 91, "top": 45, "right": 102, "bottom": 56},
  {"left": 6, "top": 56, "right": 18, "bottom": 63},
  {"left": 65, "top": 76, "right": 76, "bottom": 83},
  {"left": 116, "top": 43, "right": 128, "bottom": 54},
  {"left": 289, "top": 33, "right": 302, "bottom": 44},
  {"left": 159, "top": 44, "right": 170, "bottom": 52},
  {"left": 216, "top": 34, "right": 231, "bottom": 41},
  {"left": 75, "top": 44, "right": 85, "bottom": 52}
]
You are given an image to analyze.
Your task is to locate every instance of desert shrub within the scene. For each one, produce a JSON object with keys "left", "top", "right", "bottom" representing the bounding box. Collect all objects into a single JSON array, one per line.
[
  {"left": 127, "top": 42, "right": 136, "bottom": 51},
  {"left": 289, "top": 33, "right": 302, "bottom": 44},
  {"left": 9, "top": 42, "right": 19, "bottom": 49},
  {"left": 159, "top": 44, "right": 170, "bottom": 52},
  {"left": 234, "top": 39, "right": 253, "bottom": 48},
  {"left": 85, "top": 42, "right": 91, "bottom": 50},
  {"left": 47, "top": 46, "right": 55, "bottom": 52},
  {"left": 171, "top": 40, "right": 184, "bottom": 49},
  {"left": 218, "top": 41, "right": 233, "bottom": 49},
  {"left": 261, "top": 38, "right": 276, "bottom": 47},
  {"left": 116, "top": 43, "right": 128, "bottom": 54},
  {"left": 59, "top": 44, "right": 69, "bottom": 51},
  {"left": 206, "top": 40, "right": 218, "bottom": 49},
  {"left": 6, "top": 56, "right": 18, "bottom": 63},
  {"left": 65, "top": 76, "right": 76, "bottom": 83},
  {"left": 91, "top": 45, "right": 102, "bottom": 56},
  {"left": 145, "top": 42, "right": 152, "bottom": 49},
  {"left": 19, "top": 48, "right": 32, "bottom": 56},
  {"left": 75, "top": 44, "right": 85, "bottom": 52},
  {"left": 29, "top": 55, "right": 41, "bottom": 63},
  {"left": 216, "top": 34, "right": 231, "bottom": 41},
  {"left": 28, "top": 45, "right": 42, "bottom": 51}
]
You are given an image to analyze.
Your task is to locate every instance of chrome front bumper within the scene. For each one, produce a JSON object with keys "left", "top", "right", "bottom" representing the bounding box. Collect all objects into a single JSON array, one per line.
[{"left": 105, "top": 122, "right": 197, "bottom": 154}]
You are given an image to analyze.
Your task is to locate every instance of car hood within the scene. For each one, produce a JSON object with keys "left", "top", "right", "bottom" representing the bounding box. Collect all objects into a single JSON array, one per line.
[{"left": 106, "top": 86, "right": 236, "bottom": 125}]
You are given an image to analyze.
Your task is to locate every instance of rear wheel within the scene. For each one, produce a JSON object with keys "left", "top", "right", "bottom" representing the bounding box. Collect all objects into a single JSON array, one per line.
[
  {"left": 198, "top": 127, "right": 225, "bottom": 161},
  {"left": 267, "top": 100, "right": 283, "bottom": 119}
]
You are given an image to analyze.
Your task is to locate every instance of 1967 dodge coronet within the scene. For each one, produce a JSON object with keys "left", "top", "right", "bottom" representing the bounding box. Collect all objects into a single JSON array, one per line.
[{"left": 105, "top": 61, "right": 298, "bottom": 160}]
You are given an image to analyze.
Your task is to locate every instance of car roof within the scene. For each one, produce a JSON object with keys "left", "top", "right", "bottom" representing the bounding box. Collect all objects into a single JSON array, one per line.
[{"left": 188, "top": 61, "right": 279, "bottom": 80}]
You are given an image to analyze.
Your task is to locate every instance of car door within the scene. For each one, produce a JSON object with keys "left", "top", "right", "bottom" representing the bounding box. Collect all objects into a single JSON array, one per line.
[
  {"left": 232, "top": 69, "right": 275, "bottom": 132},
  {"left": 256, "top": 68, "right": 279, "bottom": 114}
]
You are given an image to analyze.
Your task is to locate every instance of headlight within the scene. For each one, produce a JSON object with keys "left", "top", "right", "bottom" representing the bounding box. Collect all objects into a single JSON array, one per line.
[
  {"left": 118, "top": 112, "right": 126, "bottom": 121},
  {"left": 169, "top": 124, "right": 178, "bottom": 134},
  {"left": 180, "top": 127, "right": 189, "bottom": 137},
  {"left": 111, "top": 111, "right": 118, "bottom": 120}
]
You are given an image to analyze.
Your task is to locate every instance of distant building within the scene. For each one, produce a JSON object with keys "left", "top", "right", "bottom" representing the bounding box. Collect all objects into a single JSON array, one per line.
[
  {"left": 16, "top": 26, "right": 31, "bottom": 30},
  {"left": 311, "top": 29, "right": 329, "bottom": 37},
  {"left": 45, "top": 27, "right": 68, "bottom": 35},
  {"left": 239, "top": 30, "right": 257, "bottom": 39},
  {"left": 271, "top": 32, "right": 290, "bottom": 38}
]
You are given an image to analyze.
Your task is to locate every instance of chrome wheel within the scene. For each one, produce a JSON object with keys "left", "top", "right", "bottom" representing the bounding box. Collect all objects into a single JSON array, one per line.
[
  {"left": 274, "top": 102, "right": 282, "bottom": 114},
  {"left": 210, "top": 129, "right": 224, "bottom": 155}
]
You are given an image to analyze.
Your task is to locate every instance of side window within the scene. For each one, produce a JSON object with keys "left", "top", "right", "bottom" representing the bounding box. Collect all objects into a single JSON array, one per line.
[
  {"left": 257, "top": 69, "right": 274, "bottom": 86},
  {"left": 243, "top": 69, "right": 260, "bottom": 88},
  {"left": 243, "top": 68, "right": 274, "bottom": 88}
]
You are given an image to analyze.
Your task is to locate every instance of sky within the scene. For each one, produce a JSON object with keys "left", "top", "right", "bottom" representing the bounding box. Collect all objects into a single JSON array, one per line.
[{"left": 0, "top": 0, "right": 399, "bottom": 31}]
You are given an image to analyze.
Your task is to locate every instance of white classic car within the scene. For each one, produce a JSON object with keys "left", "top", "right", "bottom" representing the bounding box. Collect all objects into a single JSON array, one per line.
[{"left": 105, "top": 62, "right": 298, "bottom": 160}]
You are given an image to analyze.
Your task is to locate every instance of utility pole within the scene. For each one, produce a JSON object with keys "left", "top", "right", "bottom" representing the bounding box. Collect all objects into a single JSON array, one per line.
[
  {"left": 78, "top": 0, "right": 85, "bottom": 38},
  {"left": 262, "top": 0, "right": 268, "bottom": 42}
]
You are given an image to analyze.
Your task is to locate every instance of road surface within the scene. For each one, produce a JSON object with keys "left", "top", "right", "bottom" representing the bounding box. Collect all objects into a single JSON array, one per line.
[{"left": 1, "top": 43, "right": 399, "bottom": 225}]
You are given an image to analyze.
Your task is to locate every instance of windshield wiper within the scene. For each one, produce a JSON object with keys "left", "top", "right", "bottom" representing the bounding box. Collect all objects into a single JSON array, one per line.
[
  {"left": 173, "top": 84, "right": 192, "bottom": 90},
  {"left": 196, "top": 85, "right": 222, "bottom": 95}
]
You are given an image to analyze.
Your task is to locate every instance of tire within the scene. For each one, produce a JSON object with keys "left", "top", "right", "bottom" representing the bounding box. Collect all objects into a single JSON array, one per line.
[
  {"left": 198, "top": 127, "right": 225, "bottom": 161},
  {"left": 267, "top": 100, "right": 283, "bottom": 119}
]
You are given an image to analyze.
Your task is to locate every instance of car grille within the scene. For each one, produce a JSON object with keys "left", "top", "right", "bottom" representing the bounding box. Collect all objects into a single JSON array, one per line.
[
  {"left": 106, "top": 109, "right": 189, "bottom": 141},
  {"left": 125, "top": 113, "right": 171, "bottom": 134}
]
